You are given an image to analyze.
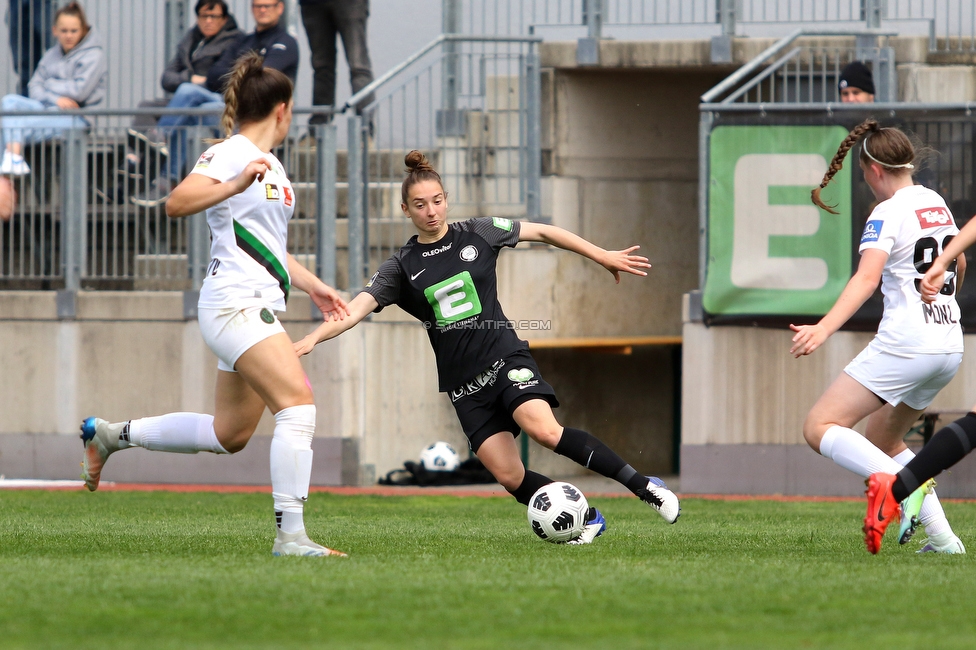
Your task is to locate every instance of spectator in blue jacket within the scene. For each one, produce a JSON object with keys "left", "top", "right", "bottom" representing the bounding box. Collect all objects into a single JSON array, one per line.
[
  {"left": 0, "top": 2, "right": 106, "bottom": 176},
  {"left": 133, "top": 0, "right": 298, "bottom": 206}
]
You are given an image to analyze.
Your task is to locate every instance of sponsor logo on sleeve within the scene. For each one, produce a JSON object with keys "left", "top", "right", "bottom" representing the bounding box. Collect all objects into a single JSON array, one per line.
[
  {"left": 861, "top": 220, "right": 883, "bottom": 244},
  {"left": 365, "top": 271, "right": 378, "bottom": 288},
  {"left": 492, "top": 217, "right": 513, "bottom": 231},
  {"left": 194, "top": 152, "right": 215, "bottom": 168},
  {"left": 265, "top": 184, "right": 281, "bottom": 201},
  {"left": 916, "top": 207, "right": 953, "bottom": 229},
  {"left": 283, "top": 186, "right": 293, "bottom": 207}
]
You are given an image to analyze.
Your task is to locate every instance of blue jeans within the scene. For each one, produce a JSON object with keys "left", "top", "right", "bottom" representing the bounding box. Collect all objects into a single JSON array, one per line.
[
  {"left": 157, "top": 82, "right": 223, "bottom": 178},
  {"left": 7, "top": 0, "right": 57, "bottom": 95},
  {"left": 0, "top": 94, "right": 87, "bottom": 151}
]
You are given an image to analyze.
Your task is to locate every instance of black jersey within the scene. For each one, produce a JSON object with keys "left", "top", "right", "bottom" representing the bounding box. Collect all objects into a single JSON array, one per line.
[{"left": 362, "top": 217, "right": 528, "bottom": 391}]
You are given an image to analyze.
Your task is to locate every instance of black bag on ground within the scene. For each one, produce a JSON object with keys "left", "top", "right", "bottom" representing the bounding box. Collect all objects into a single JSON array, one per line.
[{"left": 378, "top": 457, "right": 497, "bottom": 486}]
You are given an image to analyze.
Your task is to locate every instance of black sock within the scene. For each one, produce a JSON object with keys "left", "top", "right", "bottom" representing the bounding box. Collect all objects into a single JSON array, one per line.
[
  {"left": 508, "top": 470, "right": 552, "bottom": 506},
  {"left": 893, "top": 412, "right": 976, "bottom": 501},
  {"left": 554, "top": 427, "right": 648, "bottom": 494}
]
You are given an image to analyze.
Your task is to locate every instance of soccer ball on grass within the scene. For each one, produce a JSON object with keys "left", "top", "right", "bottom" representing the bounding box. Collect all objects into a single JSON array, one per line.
[{"left": 527, "top": 481, "right": 588, "bottom": 543}]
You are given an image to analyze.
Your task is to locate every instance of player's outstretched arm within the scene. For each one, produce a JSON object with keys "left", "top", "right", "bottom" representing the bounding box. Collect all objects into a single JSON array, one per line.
[
  {"left": 294, "top": 291, "right": 378, "bottom": 357},
  {"left": 166, "top": 158, "right": 271, "bottom": 218},
  {"left": 789, "top": 248, "right": 887, "bottom": 358},
  {"left": 518, "top": 222, "right": 650, "bottom": 283},
  {"left": 287, "top": 254, "right": 350, "bottom": 322}
]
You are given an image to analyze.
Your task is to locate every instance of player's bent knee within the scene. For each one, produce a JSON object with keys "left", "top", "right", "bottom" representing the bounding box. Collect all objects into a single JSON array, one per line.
[{"left": 525, "top": 427, "right": 561, "bottom": 450}]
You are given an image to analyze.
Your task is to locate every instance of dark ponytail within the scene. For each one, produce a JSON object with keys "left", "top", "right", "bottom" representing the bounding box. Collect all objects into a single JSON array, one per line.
[{"left": 401, "top": 150, "right": 444, "bottom": 203}]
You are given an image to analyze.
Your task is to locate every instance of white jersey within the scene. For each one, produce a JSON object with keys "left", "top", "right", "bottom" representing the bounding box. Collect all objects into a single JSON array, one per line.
[
  {"left": 859, "top": 184, "right": 963, "bottom": 355},
  {"left": 192, "top": 134, "right": 294, "bottom": 312}
]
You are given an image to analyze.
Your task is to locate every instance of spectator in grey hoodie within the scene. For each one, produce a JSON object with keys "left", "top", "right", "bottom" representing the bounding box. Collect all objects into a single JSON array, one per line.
[{"left": 0, "top": 1, "right": 106, "bottom": 175}]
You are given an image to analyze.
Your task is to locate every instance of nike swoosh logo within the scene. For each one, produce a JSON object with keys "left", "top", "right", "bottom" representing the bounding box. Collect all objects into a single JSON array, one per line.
[
  {"left": 876, "top": 491, "right": 888, "bottom": 522},
  {"left": 410, "top": 269, "right": 426, "bottom": 281}
]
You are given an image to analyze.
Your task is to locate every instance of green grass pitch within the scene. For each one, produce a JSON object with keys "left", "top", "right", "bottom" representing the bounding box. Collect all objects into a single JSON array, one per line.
[{"left": 2, "top": 490, "right": 976, "bottom": 649}]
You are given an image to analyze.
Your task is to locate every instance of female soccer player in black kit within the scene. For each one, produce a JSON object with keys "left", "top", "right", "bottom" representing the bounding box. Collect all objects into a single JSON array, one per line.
[{"left": 295, "top": 151, "right": 680, "bottom": 543}]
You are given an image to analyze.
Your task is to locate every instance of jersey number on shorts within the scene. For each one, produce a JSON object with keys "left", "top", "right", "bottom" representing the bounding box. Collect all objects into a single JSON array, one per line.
[
  {"left": 424, "top": 271, "right": 483, "bottom": 326},
  {"left": 914, "top": 235, "right": 957, "bottom": 296}
]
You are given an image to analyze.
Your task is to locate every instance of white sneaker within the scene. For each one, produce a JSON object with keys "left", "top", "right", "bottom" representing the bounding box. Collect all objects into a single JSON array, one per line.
[
  {"left": 79, "top": 416, "right": 127, "bottom": 491},
  {"left": 0, "top": 150, "right": 30, "bottom": 176},
  {"left": 272, "top": 530, "right": 348, "bottom": 557},
  {"left": 918, "top": 532, "right": 966, "bottom": 554},
  {"left": 636, "top": 476, "right": 681, "bottom": 524},
  {"left": 567, "top": 507, "right": 606, "bottom": 545}
]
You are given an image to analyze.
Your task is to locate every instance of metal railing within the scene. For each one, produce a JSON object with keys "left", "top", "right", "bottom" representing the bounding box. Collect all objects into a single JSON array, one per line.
[
  {"left": 342, "top": 34, "right": 543, "bottom": 287},
  {"left": 1, "top": 34, "right": 545, "bottom": 294},
  {"left": 448, "top": 0, "right": 976, "bottom": 53},
  {"left": 701, "top": 28, "right": 898, "bottom": 105},
  {"left": 2, "top": 0, "right": 310, "bottom": 109},
  {"left": 0, "top": 107, "right": 340, "bottom": 292}
]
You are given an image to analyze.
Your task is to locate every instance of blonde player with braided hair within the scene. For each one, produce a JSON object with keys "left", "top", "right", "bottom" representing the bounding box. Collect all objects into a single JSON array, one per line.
[
  {"left": 79, "top": 52, "right": 350, "bottom": 558},
  {"left": 792, "top": 118, "right": 966, "bottom": 554}
]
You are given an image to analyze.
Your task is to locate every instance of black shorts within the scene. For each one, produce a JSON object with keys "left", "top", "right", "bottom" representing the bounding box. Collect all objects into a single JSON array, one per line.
[{"left": 448, "top": 348, "right": 559, "bottom": 453}]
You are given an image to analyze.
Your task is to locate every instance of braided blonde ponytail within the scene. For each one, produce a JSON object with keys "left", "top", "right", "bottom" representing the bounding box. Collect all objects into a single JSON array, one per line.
[{"left": 811, "top": 119, "right": 880, "bottom": 215}]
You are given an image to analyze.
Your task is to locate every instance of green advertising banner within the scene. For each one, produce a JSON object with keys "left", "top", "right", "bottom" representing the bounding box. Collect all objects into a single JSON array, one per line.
[{"left": 703, "top": 125, "right": 853, "bottom": 316}]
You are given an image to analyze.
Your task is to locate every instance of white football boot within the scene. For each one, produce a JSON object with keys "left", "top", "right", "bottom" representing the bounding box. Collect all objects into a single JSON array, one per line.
[
  {"left": 272, "top": 530, "right": 348, "bottom": 557},
  {"left": 917, "top": 532, "right": 966, "bottom": 554},
  {"left": 79, "top": 417, "right": 128, "bottom": 491},
  {"left": 567, "top": 508, "right": 607, "bottom": 545},
  {"left": 636, "top": 476, "right": 681, "bottom": 524}
]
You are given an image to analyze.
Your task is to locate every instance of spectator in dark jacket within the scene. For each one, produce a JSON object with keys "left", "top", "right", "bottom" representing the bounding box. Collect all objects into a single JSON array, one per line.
[
  {"left": 133, "top": 0, "right": 298, "bottom": 206},
  {"left": 161, "top": 0, "right": 240, "bottom": 94}
]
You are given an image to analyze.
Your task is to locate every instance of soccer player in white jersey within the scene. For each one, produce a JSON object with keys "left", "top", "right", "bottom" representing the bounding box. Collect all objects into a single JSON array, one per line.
[
  {"left": 791, "top": 118, "right": 966, "bottom": 554},
  {"left": 292, "top": 151, "right": 681, "bottom": 545},
  {"left": 864, "top": 191, "right": 976, "bottom": 553},
  {"left": 79, "top": 52, "right": 350, "bottom": 558}
]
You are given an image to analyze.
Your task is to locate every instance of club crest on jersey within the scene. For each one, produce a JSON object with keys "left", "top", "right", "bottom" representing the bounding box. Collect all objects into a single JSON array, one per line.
[
  {"left": 916, "top": 207, "right": 953, "bottom": 229},
  {"left": 283, "top": 186, "right": 293, "bottom": 207},
  {"left": 459, "top": 245, "right": 479, "bottom": 262},
  {"left": 265, "top": 184, "right": 281, "bottom": 201},
  {"left": 861, "top": 220, "right": 883, "bottom": 243},
  {"left": 195, "top": 152, "right": 214, "bottom": 168}
]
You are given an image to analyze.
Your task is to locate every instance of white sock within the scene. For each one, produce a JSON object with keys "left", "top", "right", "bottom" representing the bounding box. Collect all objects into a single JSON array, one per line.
[
  {"left": 818, "top": 425, "right": 904, "bottom": 477},
  {"left": 892, "top": 448, "right": 953, "bottom": 537},
  {"left": 270, "top": 404, "right": 316, "bottom": 535},
  {"left": 127, "top": 413, "right": 228, "bottom": 454}
]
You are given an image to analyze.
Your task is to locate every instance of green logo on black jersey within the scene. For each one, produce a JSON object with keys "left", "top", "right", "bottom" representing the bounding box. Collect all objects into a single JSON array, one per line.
[
  {"left": 424, "top": 271, "right": 482, "bottom": 326},
  {"left": 492, "top": 217, "right": 513, "bottom": 231}
]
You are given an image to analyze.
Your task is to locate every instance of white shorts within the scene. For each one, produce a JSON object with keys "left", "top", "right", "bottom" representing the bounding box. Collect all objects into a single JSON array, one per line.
[
  {"left": 844, "top": 340, "right": 963, "bottom": 410},
  {"left": 198, "top": 306, "right": 286, "bottom": 372}
]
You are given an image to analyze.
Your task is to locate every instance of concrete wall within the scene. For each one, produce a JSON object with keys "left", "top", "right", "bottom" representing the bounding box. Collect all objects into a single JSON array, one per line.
[{"left": 681, "top": 321, "right": 976, "bottom": 497}]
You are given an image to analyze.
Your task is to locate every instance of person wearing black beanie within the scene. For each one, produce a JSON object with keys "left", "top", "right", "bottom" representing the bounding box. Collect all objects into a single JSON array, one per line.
[{"left": 839, "top": 61, "right": 875, "bottom": 103}]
